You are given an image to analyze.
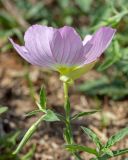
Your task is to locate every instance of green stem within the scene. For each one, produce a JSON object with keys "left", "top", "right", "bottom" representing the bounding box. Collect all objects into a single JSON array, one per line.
[
  {"left": 63, "top": 82, "right": 73, "bottom": 144},
  {"left": 63, "top": 82, "right": 83, "bottom": 160}
]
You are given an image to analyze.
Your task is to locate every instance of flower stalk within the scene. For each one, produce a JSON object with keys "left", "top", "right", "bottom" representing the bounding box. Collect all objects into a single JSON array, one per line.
[
  {"left": 63, "top": 82, "right": 73, "bottom": 144},
  {"left": 63, "top": 82, "right": 83, "bottom": 160}
]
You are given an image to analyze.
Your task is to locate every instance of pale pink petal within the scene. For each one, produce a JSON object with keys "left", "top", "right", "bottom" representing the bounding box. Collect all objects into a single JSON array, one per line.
[
  {"left": 24, "top": 25, "right": 57, "bottom": 65},
  {"left": 84, "top": 27, "right": 116, "bottom": 64},
  {"left": 9, "top": 38, "right": 53, "bottom": 67},
  {"left": 58, "top": 26, "right": 83, "bottom": 65}
]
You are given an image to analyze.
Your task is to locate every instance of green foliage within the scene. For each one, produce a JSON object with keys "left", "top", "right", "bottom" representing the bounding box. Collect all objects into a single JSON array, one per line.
[
  {"left": 97, "top": 40, "right": 121, "bottom": 71},
  {"left": 43, "top": 109, "right": 60, "bottom": 122},
  {"left": 1, "top": 0, "right": 128, "bottom": 159},
  {"left": 78, "top": 126, "right": 128, "bottom": 159},
  {"left": 0, "top": 132, "right": 20, "bottom": 160},
  {"left": 0, "top": 131, "right": 20, "bottom": 148},
  {"left": 0, "top": 106, "right": 8, "bottom": 115},
  {"left": 25, "top": 109, "right": 41, "bottom": 117},
  {"left": 105, "top": 127, "right": 128, "bottom": 148},
  {"left": 39, "top": 86, "right": 47, "bottom": 111},
  {"left": 71, "top": 110, "right": 99, "bottom": 120},
  {"left": 77, "top": 75, "right": 128, "bottom": 100},
  {"left": 0, "top": 107, "right": 26, "bottom": 159},
  {"left": 97, "top": 148, "right": 128, "bottom": 160},
  {"left": 13, "top": 115, "right": 45, "bottom": 154},
  {"left": 14, "top": 109, "right": 60, "bottom": 154},
  {"left": 81, "top": 127, "right": 102, "bottom": 149},
  {"left": 65, "top": 144, "right": 97, "bottom": 155}
]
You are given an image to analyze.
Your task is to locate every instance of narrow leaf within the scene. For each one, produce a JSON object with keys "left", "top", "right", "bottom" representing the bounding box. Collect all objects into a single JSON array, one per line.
[
  {"left": 13, "top": 115, "right": 45, "bottom": 154},
  {"left": 99, "top": 148, "right": 128, "bottom": 159},
  {"left": 101, "top": 148, "right": 114, "bottom": 157},
  {"left": 39, "top": 87, "right": 46, "bottom": 111},
  {"left": 112, "top": 148, "right": 128, "bottom": 157},
  {"left": 81, "top": 127, "right": 102, "bottom": 149},
  {"left": 65, "top": 144, "right": 97, "bottom": 155},
  {"left": 25, "top": 109, "right": 41, "bottom": 117},
  {"left": 71, "top": 110, "right": 99, "bottom": 120},
  {"left": 105, "top": 127, "right": 128, "bottom": 148}
]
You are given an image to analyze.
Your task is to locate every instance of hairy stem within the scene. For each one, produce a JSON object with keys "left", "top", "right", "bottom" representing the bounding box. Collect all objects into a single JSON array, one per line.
[{"left": 63, "top": 82, "right": 83, "bottom": 160}]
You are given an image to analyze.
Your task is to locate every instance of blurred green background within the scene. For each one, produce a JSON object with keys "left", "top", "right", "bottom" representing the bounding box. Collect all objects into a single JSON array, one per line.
[{"left": 0, "top": 0, "right": 128, "bottom": 160}]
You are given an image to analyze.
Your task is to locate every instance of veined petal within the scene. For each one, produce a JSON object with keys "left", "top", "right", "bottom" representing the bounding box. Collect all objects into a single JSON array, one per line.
[
  {"left": 72, "top": 42, "right": 92, "bottom": 65},
  {"left": 10, "top": 25, "right": 116, "bottom": 76},
  {"left": 24, "top": 25, "right": 57, "bottom": 66},
  {"left": 9, "top": 38, "right": 53, "bottom": 67},
  {"left": 84, "top": 27, "right": 116, "bottom": 64},
  {"left": 50, "top": 30, "right": 64, "bottom": 63},
  {"left": 58, "top": 26, "right": 83, "bottom": 65},
  {"left": 9, "top": 38, "right": 34, "bottom": 65}
]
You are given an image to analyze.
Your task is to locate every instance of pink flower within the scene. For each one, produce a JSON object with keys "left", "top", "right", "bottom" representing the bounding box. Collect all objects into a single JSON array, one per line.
[{"left": 10, "top": 25, "right": 116, "bottom": 80}]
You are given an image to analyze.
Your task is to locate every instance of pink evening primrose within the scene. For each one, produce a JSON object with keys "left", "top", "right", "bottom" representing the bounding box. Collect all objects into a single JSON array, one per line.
[{"left": 9, "top": 25, "right": 116, "bottom": 82}]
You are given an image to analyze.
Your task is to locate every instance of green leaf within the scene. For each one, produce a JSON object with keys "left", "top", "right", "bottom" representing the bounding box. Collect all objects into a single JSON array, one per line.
[
  {"left": 112, "top": 148, "right": 128, "bottom": 157},
  {"left": 43, "top": 109, "right": 60, "bottom": 122},
  {"left": 105, "top": 127, "right": 128, "bottom": 148},
  {"left": 65, "top": 144, "right": 97, "bottom": 155},
  {"left": 25, "top": 109, "right": 41, "bottom": 117},
  {"left": 81, "top": 127, "right": 102, "bottom": 149},
  {"left": 71, "top": 110, "right": 99, "bottom": 120},
  {"left": 14, "top": 109, "right": 60, "bottom": 154},
  {"left": 99, "top": 148, "right": 128, "bottom": 159},
  {"left": 39, "top": 87, "right": 47, "bottom": 111},
  {"left": 101, "top": 148, "right": 114, "bottom": 157},
  {"left": 0, "top": 106, "right": 8, "bottom": 115},
  {"left": 13, "top": 115, "right": 45, "bottom": 154}
]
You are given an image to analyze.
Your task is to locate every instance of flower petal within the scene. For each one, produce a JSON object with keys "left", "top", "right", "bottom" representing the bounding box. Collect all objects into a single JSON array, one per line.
[
  {"left": 50, "top": 30, "right": 64, "bottom": 64},
  {"left": 58, "top": 26, "right": 83, "bottom": 65},
  {"left": 9, "top": 38, "right": 53, "bottom": 67},
  {"left": 24, "top": 25, "right": 57, "bottom": 66},
  {"left": 84, "top": 27, "right": 116, "bottom": 64},
  {"left": 72, "top": 42, "right": 93, "bottom": 65}
]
